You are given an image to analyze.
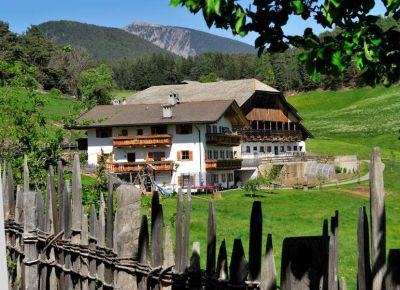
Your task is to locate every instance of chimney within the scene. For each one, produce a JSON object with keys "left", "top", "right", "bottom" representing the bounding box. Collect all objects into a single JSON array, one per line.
[
  {"left": 162, "top": 104, "right": 173, "bottom": 118},
  {"left": 168, "top": 91, "right": 181, "bottom": 105}
]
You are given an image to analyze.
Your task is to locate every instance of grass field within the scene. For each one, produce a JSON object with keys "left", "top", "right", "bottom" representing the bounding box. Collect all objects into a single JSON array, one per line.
[{"left": 289, "top": 85, "right": 400, "bottom": 159}]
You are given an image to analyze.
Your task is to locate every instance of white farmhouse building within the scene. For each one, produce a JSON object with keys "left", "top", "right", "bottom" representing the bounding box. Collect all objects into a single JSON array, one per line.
[
  {"left": 126, "top": 79, "right": 313, "bottom": 180},
  {"left": 73, "top": 95, "right": 248, "bottom": 192}
]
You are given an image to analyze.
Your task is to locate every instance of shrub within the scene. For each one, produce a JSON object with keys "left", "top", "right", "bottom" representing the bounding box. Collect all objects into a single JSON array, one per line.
[
  {"left": 335, "top": 166, "right": 342, "bottom": 174},
  {"left": 50, "top": 87, "right": 62, "bottom": 96}
]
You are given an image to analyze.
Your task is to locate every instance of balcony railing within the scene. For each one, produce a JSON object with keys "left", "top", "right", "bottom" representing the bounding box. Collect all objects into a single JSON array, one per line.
[
  {"left": 206, "top": 133, "right": 241, "bottom": 146},
  {"left": 113, "top": 134, "right": 172, "bottom": 148},
  {"left": 107, "top": 161, "right": 174, "bottom": 173},
  {"left": 236, "top": 129, "right": 303, "bottom": 142},
  {"left": 205, "top": 159, "right": 242, "bottom": 171}
]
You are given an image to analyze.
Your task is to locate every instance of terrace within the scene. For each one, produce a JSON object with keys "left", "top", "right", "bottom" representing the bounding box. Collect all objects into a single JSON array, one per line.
[
  {"left": 113, "top": 134, "right": 172, "bottom": 148},
  {"left": 205, "top": 133, "right": 241, "bottom": 146},
  {"left": 205, "top": 159, "right": 242, "bottom": 171},
  {"left": 106, "top": 160, "right": 174, "bottom": 173}
]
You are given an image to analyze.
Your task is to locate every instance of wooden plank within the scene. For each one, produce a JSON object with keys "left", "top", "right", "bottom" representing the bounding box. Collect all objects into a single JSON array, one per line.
[
  {"left": 175, "top": 187, "right": 183, "bottom": 273},
  {"left": 23, "top": 191, "right": 39, "bottom": 290},
  {"left": 229, "top": 239, "right": 247, "bottom": 285},
  {"left": 206, "top": 201, "right": 216, "bottom": 277},
  {"left": 99, "top": 192, "right": 106, "bottom": 247},
  {"left": 385, "top": 249, "right": 400, "bottom": 290},
  {"left": 0, "top": 164, "right": 9, "bottom": 290},
  {"left": 281, "top": 236, "right": 326, "bottom": 290},
  {"left": 370, "top": 148, "right": 386, "bottom": 290},
  {"left": 57, "top": 160, "right": 63, "bottom": 233},
  {"left": 190, "top": 241, "right": 201, "bottom": 271},
  {"left": 357, "top": 207, "right": 371, "bottom": 290},
  {"left": 71, "top": 154, "right": 82, "bottom": 244},
  {"left": 62, "top": 183, "right": 73, "bottom": 290},
  {"left": 106, "top": 179, "right": 113, "bottom": 249},
  {"left": 328, "top": 212, "right": 339, "bottom": 290},
  {"left": 81, "top": 208, "right": 89, "bottom": 290},
  {"left": 15, "top": 185, "right": 23, "bottom": 224},
  {"left": 182, "top": 187, "right": 191, "bottom": 269},
  {"left": 151, "top": 191, "right": 163, "bottom": 267},
  {"left": 249, "top": 201, "right": 262, "bottom": 281},
  {"left": 115, "top": 185, "right": 140, "bottom": 290},
  {"left": 164, "top": 225, "right": 174, "bottom": 268},
  {"left": 89, "top": 204, "right": 98, "bottom": 290},
  {"left": 216, "top": 240, "right": 228, "bottom": 280},
  {"left": 7, "top": 163, "right": 15, "bottom": 219},
  {"left": 260, "top": 234, "right": 277, "bottom": 290},
  {"left": 138, "top": 215, "right": 149, "bottom": 290}
]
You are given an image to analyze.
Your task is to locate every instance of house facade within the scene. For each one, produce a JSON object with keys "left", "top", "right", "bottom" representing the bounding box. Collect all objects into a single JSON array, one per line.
[
  {"left": 126, "top": 79, "right": 312, "bottom": 179},
  {"left": 73, "top": 98, "right": 248, "bottom": 192}
]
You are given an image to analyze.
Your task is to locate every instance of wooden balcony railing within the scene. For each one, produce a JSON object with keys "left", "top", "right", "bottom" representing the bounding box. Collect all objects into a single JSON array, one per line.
[
  {"left": 206, "top": 133, "right": 241, "bottom": 146},
  {"left": 113, "top": 134, "right": 172, "bottom": 148},
  {"left": 107, "top": 161, "right": 174, "bottom": 173},
  {"left": 205, "top": 159, "right": 242, "bottom": 171},
  {"left": 236, "top": 129, "right": 303, "bottom": 142}
]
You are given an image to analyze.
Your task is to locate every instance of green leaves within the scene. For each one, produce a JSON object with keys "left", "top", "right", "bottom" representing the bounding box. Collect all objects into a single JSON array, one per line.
[
  {"left": 291, "top": 0, "right": 305, "bottom": 14},
  {"left": 331, "top": 51, "right": 345, "bottom": 71}
]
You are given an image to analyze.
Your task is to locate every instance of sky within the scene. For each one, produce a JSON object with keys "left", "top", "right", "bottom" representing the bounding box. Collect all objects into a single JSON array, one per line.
[{"left": 1, "top": 0, "right": 387, "bottom": 46}]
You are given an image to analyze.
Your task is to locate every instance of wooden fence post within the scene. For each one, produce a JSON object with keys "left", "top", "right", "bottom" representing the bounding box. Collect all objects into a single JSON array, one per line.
[
  {"left": 151, "top": 191, "right": 164, "bottom": 290},
  {"left": 137, "top": 215, "right": 149, "bottom": 290},
  {"left": 229, "top": 239, "right": 247, "bottom": 285},
  {"left": 89, "top": 204, "right": 98, "bottom": 290},
  {"left": 216, "top": 240, "right": 228, "bottom": 281},
  {"left": 370, "top": 147, "right": 386, "bottom": 290},
  {"left": 175, "top": 187, "right": 183, "bottom": 273},
  {"left": 81, "top": 208, "right": 89, "bottom": 290},
  {"left": 357, "top": 206, "right": 371, "bottom": 290},
  {"left": 115, "top": 184, "right": 141, "bottom": 290},
  {"left": 260, "top": 234, "right": 277, "bottom": 290},
  {"left": 183, "top": 187, "right": 191, "bottom": 269},
  {"left": 206, "top": 201, "right": 216, "bottom": 279},
  {"left": 249, "top": 201, "right": 262, "bottom": 281},
  {"left": 24, "top": 155, "right": 29, "bottom": 193},
  {"left": 62, "top": 182, "right": 73, "bottom": 290},
  {"left": 0, "top": 164, "right": 9, "bottom": 290},
  {"left": 104, "top": 180, "right": 114, "bottom": 287},
  {"left": 23, "top": 191, "right": 39, "bottom": 290}
]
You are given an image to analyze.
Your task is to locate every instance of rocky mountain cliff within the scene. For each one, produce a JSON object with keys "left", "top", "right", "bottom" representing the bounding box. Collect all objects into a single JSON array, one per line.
[{"left": 124, "top": 22, "right": 255, "bottom": 58}]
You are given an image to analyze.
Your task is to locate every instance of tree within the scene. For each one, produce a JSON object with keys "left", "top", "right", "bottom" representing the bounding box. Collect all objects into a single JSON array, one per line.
[
  {"left": 171, "top": 0, "right": 400, "bottom": 86},
  {"left": 80, "top": 64, "right": 115, "bottom": 108}
]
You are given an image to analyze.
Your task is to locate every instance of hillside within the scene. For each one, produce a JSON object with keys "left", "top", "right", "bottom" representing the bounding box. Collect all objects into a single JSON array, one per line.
[
  {"left": 124, "top": 22, "right": 255, "bottom": 57},
  {"left": 38, "top": 21, "right": 170, "bottom": 61},
  {"left": 289, "top": 86, "right": 400, "bottom": 159}
]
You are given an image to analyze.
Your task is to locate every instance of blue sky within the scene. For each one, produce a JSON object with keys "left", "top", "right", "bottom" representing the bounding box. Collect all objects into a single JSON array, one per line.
[{"left": 1, "top": 0, "right": 387, "bottom": 46}]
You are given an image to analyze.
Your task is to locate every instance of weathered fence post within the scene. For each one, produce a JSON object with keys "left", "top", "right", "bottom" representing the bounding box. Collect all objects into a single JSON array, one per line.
[
  {"left": 62, "top": 182, "right": 73, "bottom": 290},
  {"left": 115, "top": 184, "right": 141, "bottom": 290},
  {"left": 0, "top": 164, "right": 9, "bottom": 290},
  {"left": 23, "top": 191, "right": 39, "bottom": 290},
  {"left": 249, "top": 201, "right": 262, "bottom": 281},
  {"left": 216, "top": 240, "right": 228, "bottom": 281},
  {"left": 229, "top": 239, "right": 248, "bottom": 285},
  {"left": 357, "top": 206, "right": 371, "bottom": 290},
  {"left": 206, "top": 201, "right": 216, "bottom": 290},
  {"left": 89, "top": 204, "right": 98, "bottom": 290},
  {"left": 151, "top": 191, "right": 164, "bottom": 290},
  {"left": 183, "top": 187, "right": 191, "bottom": 269},
  {"left": 137, "top": 215, "right": 149, "bottom": 290},
  {"left": 175, "top": 187, "right": 183, "bottom": 273},
  {"left": 370, "top": 147, "right": 386, "bottom": 290},
  {"left": 104, "top": 179, "right": 114, "bottom": 287},
  {"left": 81, "top": 208, "right": 89, "bottom": 290},
  {"left": 260, "top": 234, "right": 277, "bottom": 290}
]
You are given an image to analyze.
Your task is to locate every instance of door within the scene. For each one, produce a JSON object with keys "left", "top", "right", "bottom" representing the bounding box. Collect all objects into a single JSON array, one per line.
[
  {"left": 274, "top": 146, "right": 279, "bottom": 155},
  {"left": 127, "top": 153, "right": 135, "bottom": 162}
]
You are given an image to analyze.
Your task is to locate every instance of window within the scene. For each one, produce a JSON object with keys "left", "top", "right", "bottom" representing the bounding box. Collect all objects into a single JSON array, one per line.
[
  {"left": 148, "top": 152, "right": 165, "bottom": 162},
  {"left": 260, "top": 146, "right": 265, "bottom": 153},
  {"left": 212, "top": 125, "right": 218, "bottom": 133},
  {"left": 121, "top": 129, "right": 128, "bottom": 136},
  {"left": 137, "top": 129, "right": 143, "bottom": 135},
  {"left": 213, "top": 150, "right": 218, "bottom": 159},
  {"left": 287, "top": 146, "right": 292, "bottom": 151},
  {"left": 206, "top": 125, "right": 211, "bottom": 133},
  {"left": 280, "top": 146, "right": 285, "bottom": 152},
  {"left": 96, "top": 128, "right": 112, "bottom": 138},
  {"left": 181, "top": 150, "right": 191, "bottom": 160},
  {"left": 213, "top": 174, "right": 219, "bottom": 183},
  {"left": 246, "top": 146, "right": 251, "bottom": 153},
  {"left": 267, "top": 146, "right": 272, "bottom": 153},
  {"left": 228, "top": 173, "right": 234, "bottom": 182},
  {"left": 127, "top": 153, "right": 135, "bottom": 162},
  {"left": 294, "top": 146, "right": 298, "bottom": 151},
  {"left": 219, "top": 126, "right": 223, "bottom": 133},
  {"left": 151, "top": 125, "right": 167, "bottom": 134},
  {"left": 299, "top": 146, "right": 303, "bottom": 152},
  {"left": 253, "top": 146, "right": 258, "bottom": 151},
  {"left": 207, "top": 150, "right": 213, "bottom": 159},
  {"left": 221, "top": 173, "right": 227, "bottom": 183},
  {"left": 227, "top": 150, "right": 233, "bottom": 159},
  {"left": 176, "top": 124, "right": 192, "bottom": 134},
  {"left": 178, "top": 174, "right": 194, "bottom": 187},
  {"left": 220, "top": 150, "right": 225, "bottom": 159}
]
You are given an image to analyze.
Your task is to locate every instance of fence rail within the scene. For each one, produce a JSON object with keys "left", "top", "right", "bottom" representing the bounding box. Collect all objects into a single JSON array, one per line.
[{"left": 1, "top": 148, "right": 399, "bottom": 290}]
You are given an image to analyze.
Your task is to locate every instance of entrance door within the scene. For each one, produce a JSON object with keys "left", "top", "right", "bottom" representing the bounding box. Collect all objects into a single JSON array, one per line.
[
  {"left": 274, "top": 146, "right": 279, "bottom": 155},
  {"left": 127, "top": 153, "right": 135, "bottom": 162}
]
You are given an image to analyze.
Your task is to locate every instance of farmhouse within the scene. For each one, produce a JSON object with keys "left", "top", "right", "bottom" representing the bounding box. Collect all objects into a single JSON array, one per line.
[
  {"left": 73, "top": 94, "right": 249, "bottom": 192},
  {"left": 127, "top": 79, "right": 313, "bottom": 179}
]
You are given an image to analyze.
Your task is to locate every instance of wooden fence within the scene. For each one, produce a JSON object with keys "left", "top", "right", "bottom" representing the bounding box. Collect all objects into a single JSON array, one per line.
[{"left": 2, "top": 148, "right": 399, "bottom": 290}]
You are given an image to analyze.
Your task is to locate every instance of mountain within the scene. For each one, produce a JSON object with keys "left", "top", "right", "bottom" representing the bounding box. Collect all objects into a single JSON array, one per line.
[
  {"left": 38, "top": 20, "right": 170, "bottom": 61},
  {"left": 124, "top": 22, "right": 255, "bottom": 58}
]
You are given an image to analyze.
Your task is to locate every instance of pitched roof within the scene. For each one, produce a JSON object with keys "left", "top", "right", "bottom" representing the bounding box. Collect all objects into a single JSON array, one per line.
[
  {"left": 73, "top": 100, "right": 248, "bottom": 128},
  {"left": 126, "top": 79, "right": 280, "bottom": 106}
]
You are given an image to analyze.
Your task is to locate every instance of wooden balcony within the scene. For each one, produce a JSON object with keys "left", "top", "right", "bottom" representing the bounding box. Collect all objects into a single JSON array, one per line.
[
  {"left": 236, "top": 129, "right": 303, "bottom": 142},
  {"left": 206, "top": 133, "right": 241, "bottom": 146},
  {"left": 205, "top": 159, "right": 242, "bottom": 171},
  {"left": 113, "top": 134, "right": 172, "bottom": 148},
  {"left": 107, "top": 161, "right": 174, "bottom": 173}
]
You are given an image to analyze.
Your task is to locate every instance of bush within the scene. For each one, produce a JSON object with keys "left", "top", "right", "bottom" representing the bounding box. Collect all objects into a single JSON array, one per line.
[
  {"left": 50, "top": 87, "right": 62, "bottom": 96},
  {"left": 335, "top": 166, "right": 342, "bottom": 174}
]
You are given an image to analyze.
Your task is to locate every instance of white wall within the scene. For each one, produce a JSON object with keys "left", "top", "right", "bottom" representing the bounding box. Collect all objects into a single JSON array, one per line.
[{"left": 87, "top": 129, "right": 113, "bottom": 165}]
